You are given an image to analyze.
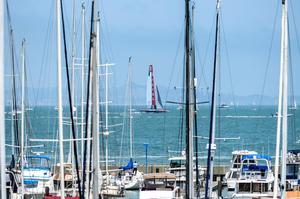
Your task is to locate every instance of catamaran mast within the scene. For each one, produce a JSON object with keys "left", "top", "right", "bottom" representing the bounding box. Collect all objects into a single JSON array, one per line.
[
  {"left": 149, "top": 65, "right": 156, "bottom": 110},
  {"left": 273, "top": 0, "right": 288, "bottom": 198},
  {"left": 0, "top": 0, "right": 6, "bottom": 197},
  {"left": 184, "top": 0, "right": 194, "bottom": 198},
  {"left": 56, "top": 0, "right": 65, "bottom": 197},
  {"left": 205, "top": 0, "right": 220, "bottom": 198},
  {"left": 20, "top": 39, "right": 26, "bottom": 199}
]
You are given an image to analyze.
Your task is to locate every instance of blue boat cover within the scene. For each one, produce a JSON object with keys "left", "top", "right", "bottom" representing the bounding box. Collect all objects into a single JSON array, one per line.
[
  {"left": 242, "top": 155, "right": 271, "bottom": 161},
  {"left": 242, "top": 165, "right": 269, "bottom": 172},
  {"left": 121, "top": 158, "right": 133, "bottom": 171},
  {"left": 24, "top": 179, "right": 39, "bottom": 185}
]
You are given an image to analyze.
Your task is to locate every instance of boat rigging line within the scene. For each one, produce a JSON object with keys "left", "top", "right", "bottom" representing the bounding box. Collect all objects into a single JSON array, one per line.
[{"left": 60, "top": 0, "right": 82, "bottom": 197}]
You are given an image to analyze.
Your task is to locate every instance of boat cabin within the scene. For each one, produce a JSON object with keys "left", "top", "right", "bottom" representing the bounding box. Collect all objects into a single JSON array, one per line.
[
  {"left": 24, "top": 155, "right": 51, "bottom": 169},
  {"left": 286, "top": 150, "right": 300, "bottom": 190},
  {"left": 235, "top": 155, "right": 274, "bottom": 195},
  {"left": 23, "top": 155, "right": 53, "bottom": 194},
  {"left": 142, "top": 173, "right": 176, "bottom": 191},
  {"left": 140, "top": 173, "right": 180, "bottom": 199},
  {"left": 230, "top": 150, "right": 257, "bottom": 169}
]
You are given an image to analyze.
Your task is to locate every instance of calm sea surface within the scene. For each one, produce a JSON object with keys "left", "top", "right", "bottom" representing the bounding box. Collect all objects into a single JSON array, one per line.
[{"left": 5, "top": 105, "right": 300, "bottom": 167}]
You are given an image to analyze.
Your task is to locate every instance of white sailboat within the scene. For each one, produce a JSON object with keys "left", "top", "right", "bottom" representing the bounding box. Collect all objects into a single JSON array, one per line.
[{"left": 119, "top": 57, "right": 143, "bottom": 191}]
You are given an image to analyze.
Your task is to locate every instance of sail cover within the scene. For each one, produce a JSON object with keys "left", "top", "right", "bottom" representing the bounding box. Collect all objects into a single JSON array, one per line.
[
  {"left": 156, "top": 85, "right": 164, "bottom": 109},
  {"left": 121, "top": 158, "right": 133, "bottom": 171}
]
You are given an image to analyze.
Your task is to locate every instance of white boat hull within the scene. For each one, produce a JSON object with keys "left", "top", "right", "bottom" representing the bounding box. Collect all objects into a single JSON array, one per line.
[{"left": 139, "top": 190, "right": 177, "bottom": 199}]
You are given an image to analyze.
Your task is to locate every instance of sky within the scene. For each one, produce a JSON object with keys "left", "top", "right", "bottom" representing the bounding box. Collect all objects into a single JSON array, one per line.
[{"left": 4, "top": 0, "right": 300, "bottom": 105}]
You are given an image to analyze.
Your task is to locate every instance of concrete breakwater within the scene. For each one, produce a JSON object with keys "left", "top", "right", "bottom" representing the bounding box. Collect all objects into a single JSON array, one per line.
[{"left": 102, "top": 164, "right": 230, "bottom": 180}]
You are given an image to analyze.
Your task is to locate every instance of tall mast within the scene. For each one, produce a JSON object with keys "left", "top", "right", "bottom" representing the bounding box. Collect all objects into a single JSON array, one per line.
[
  {"left": 56, "top": 0, "right": 65, "bottom": 198},
  {"left": 96, "top": 11, "right": 103, "bottom": 187},
  {"left": 71, "top": 0, "right": 76, "bottom": 106},
  {"left": 10, "top": 62, "right": 14, "bottom": 153},
  {"left": 20, "top": 39, "right": 26, "bottom": 199},
  {"left": 81, "top": 2, "right": 86, "bottom": 168},
  {"left": 129, "top": 57, "right": 133, "bottom": 158},
  {"left": 191, "top": 3, "right": 200, "bottom": 197},
  {"left": 273, "top": 1, "right": 288, "bottom": 198},
  {"left": 102, "top": 14, "right": 110, "bottom": 175},
  {"left": 281, "top": 0, "right": 289, "bottom": 198},
  {"left": 70, "top": 1, "right": 76, "bottom": 194},
  {"left": 184, "top": 0, "right": 194, "bottom": 198},
  {"left": 0, "top": 0, "right": 6, "bottom": 197},
  {"left": 91, "top": 0, "right": 100, "bottom": 197},
  {"left": 205, "top": 0, "right": 220, "bottom": 197}
]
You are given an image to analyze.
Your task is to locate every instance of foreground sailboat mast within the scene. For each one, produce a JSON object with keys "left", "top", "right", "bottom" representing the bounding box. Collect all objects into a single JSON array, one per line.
[
  {"left": 89, "top": 1, "right": 100, "bottom": 198},
  {"left": 273, "top": 0, "right": 288, "bottom": 198},
  {"left": 191, "top": 3, "right": 201, "bottom": 197},
  {"left": 20, "top": 39, "right": 26, "bottom": 199},
  {"left": 92, "top": 3, "right": 100, "bottom": 196},
  {"left": 56, "top": 0, "right": 65, "bottom": 198},
  {"left": 81, "top": 3, "right": 86, "bottom": 169},
  {"left": 184, "top": 0, "right": 194, "bottom": 198},
  {"left": 0, "top": 0, "right": 6, "bottom": 197},
  {"left": 96, "top": 11, "right": 103, "bottom": 188},
  {"left": 129, "top": 57, "right": 133, "bottom": 158},
  {"left": 205, "top": 0, "right": 220, "bottom": 197}
]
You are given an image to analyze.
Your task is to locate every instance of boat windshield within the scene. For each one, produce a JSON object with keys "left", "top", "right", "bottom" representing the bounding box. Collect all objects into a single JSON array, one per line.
[
  {"left": 287, "top": 164, "right": 299, "bottom": 179},
  {"left": 25, "top": 157, "right": 50, "bottom": 168},
  {"left": 232, "top": 155, "right": 242, "bottom": 168},
  {"left": 170, "top": 160, "right": 185, "bottom": 168},
  {"left": 143, "top": 178, "right": 175, "bottom": 190},
  {"left": 241, "top": 159, "right": 269, "bottom": 173}
]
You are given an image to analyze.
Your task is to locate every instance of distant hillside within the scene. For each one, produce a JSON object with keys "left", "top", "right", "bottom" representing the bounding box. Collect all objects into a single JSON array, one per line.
[{"left": 5, "top": 84, "right": 299, "bottom": 106}]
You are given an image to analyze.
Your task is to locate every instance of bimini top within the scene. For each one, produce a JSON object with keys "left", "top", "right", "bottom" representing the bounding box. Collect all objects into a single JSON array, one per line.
[
  {"left": 242, "top": 154, "right": 271, "bottom": 161},
  {"left": 27, "top": 155, "right": 51, "bottom": 160}
]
